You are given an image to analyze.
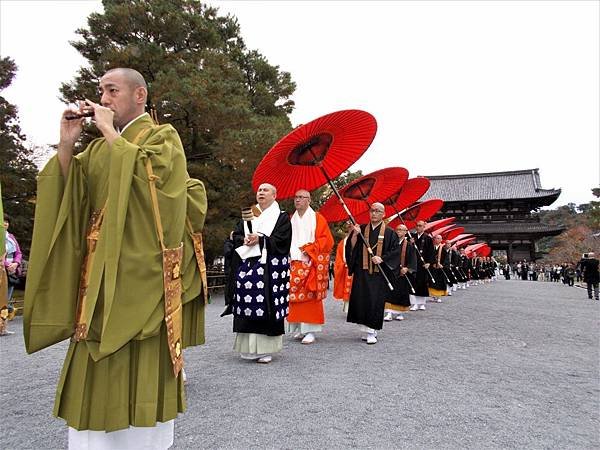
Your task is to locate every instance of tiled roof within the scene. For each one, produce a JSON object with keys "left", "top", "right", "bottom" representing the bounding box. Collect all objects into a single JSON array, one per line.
[
  {"left": 458, "top": 222, "right": 565, "bottom": 236},
  {"left": 420, "top": 169, "right": 561, "bottom": 203}
]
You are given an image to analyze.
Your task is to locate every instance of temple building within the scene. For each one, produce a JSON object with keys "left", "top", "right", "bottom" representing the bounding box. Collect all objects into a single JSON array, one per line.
[{"left": 421, "top": 168, "right": 564, "bottom": 262}]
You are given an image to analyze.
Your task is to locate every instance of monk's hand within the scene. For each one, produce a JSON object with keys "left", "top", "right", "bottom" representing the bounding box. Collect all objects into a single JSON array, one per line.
[
  {"left": 371, "top": 256, "right": 383, "bottom": 265},
  {"left": 400, "top": 267, "right": 408, "bottom": 275},
  {"left": 244, "top": 233, "right": 259, "bottom": 246},
  {"left": 84, "top": 99, "right": 118, "bottom": 144},
  {"left": 59, "top": 105, "right": 86, "bottom": 150},
  {"left": 352, "top": 224, "right": 361, "bottom": 234},
  {"left": 424, "top": 263, "right": 430, "bottom": 269}
]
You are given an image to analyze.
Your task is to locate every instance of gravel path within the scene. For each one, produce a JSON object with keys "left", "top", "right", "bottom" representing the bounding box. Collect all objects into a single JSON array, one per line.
[{"left": 3, "top": 279, "right": 599, "bottom": 449}]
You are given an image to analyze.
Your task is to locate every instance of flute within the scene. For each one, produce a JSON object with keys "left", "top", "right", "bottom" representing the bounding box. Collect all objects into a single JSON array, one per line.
[{"left": 64, "top": 111, "right": 95, "bottom": 120}]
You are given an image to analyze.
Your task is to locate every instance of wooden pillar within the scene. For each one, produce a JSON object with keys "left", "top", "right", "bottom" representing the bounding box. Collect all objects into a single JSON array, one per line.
[
  {"left": 529, "top": 243, "right": 536, "bottom": 261},
  {"left": 508, "top": 241, "right": 513, "bottom": 264}
]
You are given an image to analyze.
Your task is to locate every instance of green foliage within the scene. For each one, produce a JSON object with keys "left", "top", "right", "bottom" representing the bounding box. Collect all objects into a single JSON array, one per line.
[
  {"left": 60, "top": 0, "right": 296, "bottom": 263},
  {"left": 0, "top": 57, "right": 37, "bottom": 255}
]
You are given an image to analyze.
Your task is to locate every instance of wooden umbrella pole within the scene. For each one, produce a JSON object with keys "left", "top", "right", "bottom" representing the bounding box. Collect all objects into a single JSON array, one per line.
[
  {"left": 388, "top": 205, "right": 436, "bottom": 284},
  {"left": 318, "top": 166, "right": 394, "bottom": 291}
]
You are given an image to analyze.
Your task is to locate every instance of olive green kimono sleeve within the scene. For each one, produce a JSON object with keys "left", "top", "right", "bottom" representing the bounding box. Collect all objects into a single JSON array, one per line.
[
  {"left": 181, "top": 178, "right": 208, "bottom": 348},
  {"left": 24, "top": 156, "right": 90, "bottom": 353}
]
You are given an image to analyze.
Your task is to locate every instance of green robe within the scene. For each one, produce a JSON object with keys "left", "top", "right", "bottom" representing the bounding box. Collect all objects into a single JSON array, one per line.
[{"left": 24, "top": 113, "right": 207, "bottom": 431}]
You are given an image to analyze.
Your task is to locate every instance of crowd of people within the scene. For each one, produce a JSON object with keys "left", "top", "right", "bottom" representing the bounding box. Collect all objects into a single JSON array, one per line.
[
  {"left": 5, "top": 66, "right": 597, "bottom": 449},
  {"left": 501, "top": 257, "right": 599, "bottom": 293}
]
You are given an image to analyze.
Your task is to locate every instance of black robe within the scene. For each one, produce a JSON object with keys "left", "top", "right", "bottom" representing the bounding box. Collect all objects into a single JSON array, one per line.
[
  {"left": 443, "top": 247, "right": 457, "bottom": 285},
  {"left": 345, "top": 223, "right": 399, "bottom": 330},
  {"left": 450, "top": 250, "right": 466, "bottom": 282},
  {"left": 430, "top": 245, "right": 448, "bottom": 291},
  {"left": 412, "top": 232, "right": 435, "bottom": 296},
  {"left": 224, "top": 212, "right": 292, "bottom": 336},
  {"left": 460, "top": 254, "right": 470, "bottom": 281},
  {"left": 387, "top": 237, "right": 417, "bottom": 307}
]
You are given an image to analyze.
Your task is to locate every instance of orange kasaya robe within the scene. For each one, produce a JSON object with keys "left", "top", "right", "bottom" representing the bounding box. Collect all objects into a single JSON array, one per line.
[
  {"left": 288, "top": 212, "right": 334, "bottom": 324},
  {"left": 333, "top": 237, "right": 353, "bottom": 302}
]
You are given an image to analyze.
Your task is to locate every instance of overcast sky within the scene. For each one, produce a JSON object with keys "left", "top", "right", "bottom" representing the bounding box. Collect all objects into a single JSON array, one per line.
[{"left": 1, "top": 0, "right": 598, "bottom": 207}]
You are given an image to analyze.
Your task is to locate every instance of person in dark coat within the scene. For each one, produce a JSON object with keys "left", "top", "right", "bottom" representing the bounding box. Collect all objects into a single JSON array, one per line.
[
  {"left": 580, "top": 252, "right": 599, "bottom": 300},
  {"left": 345, "top": 203, "right": 399, "bottom": 344}
]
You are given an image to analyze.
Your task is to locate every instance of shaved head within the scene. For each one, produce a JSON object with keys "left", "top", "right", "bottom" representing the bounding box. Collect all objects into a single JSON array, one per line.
[{"left": 104, "top": 68, "right": 148, "bottom": 90}]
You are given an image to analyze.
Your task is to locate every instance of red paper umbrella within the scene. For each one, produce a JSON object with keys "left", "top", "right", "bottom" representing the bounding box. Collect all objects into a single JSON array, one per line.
[
  {"left": 443, "top": 227, "right": 465, "bottom": 241},
  {"left": 354, "top": 177, "right": 430, "bottom": 224},
  {"left": 449, "top": 233, "right": 473, "bottom": 244},
  {"left": 319, "top": 167, "right": 409, "bottom": 222},
  {"left": 387, "top": 199, "right": 444, "bottom": 230},
  {"left": 478, "top": 245, "right": 492, "bottom": 257},
  {"left": 454, "top": 237, "right": 477, "bottom": 248},
  {"left": 252, "top": 110, "right": 377, "bottom": 199},
  {"left": 431, "top": 224, "right": 456, "bottom": 238},
  {"left": 465, "top": 243, "right": 486, "bottom": 257},
  {"left": 424, "top": 217, "right": 455, "bottom": 233}
]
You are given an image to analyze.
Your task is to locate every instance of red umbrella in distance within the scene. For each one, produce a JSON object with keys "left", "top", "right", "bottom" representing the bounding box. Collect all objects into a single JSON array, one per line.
[
  {"left": 475, "top": 244, "right": 491, "bottom": 257},
  {"left": 320, "top": 167, "right": 409, "bottom": 223},
  {"left": 387, "top": 199, "right": 444, "bottom": 230},
  {"left": 252, "top": 110, "right": 377, "bottom": 199},
  {"left": 454, "top": 236, "right": 477, "bottom": 248},
  {"left": 465, "top": 243, "right": 486, "bottom": 257},
  {"left": 449, "top": 233, "right": 473, "bottom": 244},
  {"left": 431, "top": 224, "right": 456, "bottom": 238},
  {"left": 424, "top": 217, "right": 455, "bottom": 233},
  {"left": 443, "top": 227, "right": 465, "bottom": 242},
  {"left": 354, "top": 177, "right": 430, "bottom": 224}
]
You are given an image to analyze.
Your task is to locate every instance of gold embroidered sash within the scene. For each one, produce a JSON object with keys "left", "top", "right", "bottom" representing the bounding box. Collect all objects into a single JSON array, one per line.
[
  {"left": 74, "top": 208, "right": 105, "bottom": 341},
  {"left": 146, "top": 157, "right": 184, "bottom": 377},
  {"left": 187, "top": 218, "right": 208, "bottom": 305}
]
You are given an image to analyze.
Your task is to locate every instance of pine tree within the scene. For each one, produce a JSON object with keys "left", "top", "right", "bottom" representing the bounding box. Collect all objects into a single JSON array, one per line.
[
  {"left": 60, "top": 0, "right": 296, "bottom": 263},
  {"left": 0, "top": 57, "right": 37, "bottom": 255}
]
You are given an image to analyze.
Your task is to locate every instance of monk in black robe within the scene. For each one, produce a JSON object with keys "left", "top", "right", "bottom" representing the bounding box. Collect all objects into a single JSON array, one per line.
[
  {"left": 224, "top": 183, "right": 292, "bottom": 364},
  {"left": 384, "top": 223, "right": 417, "bottom": 322},
  {"left": 345, "top": 203, "right": 399, "bottom": 344},
  {"left": 409, "top": 220, "right": 435, "bottom": 311}
]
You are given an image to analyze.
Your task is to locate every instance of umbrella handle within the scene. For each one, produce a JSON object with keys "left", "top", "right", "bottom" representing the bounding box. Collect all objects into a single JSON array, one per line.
[
  {"left": 319, "top": 166, "right": 394, "bottom": 291},
  {"left": 400, "top": 269, "right": 416, "bottom": 294}
]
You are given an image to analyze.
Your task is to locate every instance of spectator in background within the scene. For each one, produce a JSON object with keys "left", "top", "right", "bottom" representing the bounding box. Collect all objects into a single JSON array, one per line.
[
  {"left": 563, "top": 264, "right": 575, "bottom": 287},
  {"left": 3, "top": 215, "right": 22, "bottom": 308},
  {"left": 580, "top": 253, "right": 599, "bottom": 301}
]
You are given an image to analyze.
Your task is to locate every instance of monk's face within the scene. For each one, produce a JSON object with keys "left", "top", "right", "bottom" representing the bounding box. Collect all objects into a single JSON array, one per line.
[
  {"left": 395, "top": 226, "right": 407, "bottom": 239},
  {"left": 369, "top": 205, "right": 385, "bottom": 224},
  {"left": 415, "top": 221, "right": 426, "bottom": 233},
  {"left": 294, "top": 190, "right": 310, "bottom": 213},
  {"left": 99, "top": 71, "right": 144, "bottom": 129},
  {"left": 256, "top": 184, "right": 276, "bottom": 209}
]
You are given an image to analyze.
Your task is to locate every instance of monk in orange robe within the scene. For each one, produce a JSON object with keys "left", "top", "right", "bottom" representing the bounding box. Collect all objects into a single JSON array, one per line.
[
  {"left": 333, "top": 222, "right": 353, "bottom": 313},
  {"left": 287, "top": 189, "right": 334, "bottom": 344}
]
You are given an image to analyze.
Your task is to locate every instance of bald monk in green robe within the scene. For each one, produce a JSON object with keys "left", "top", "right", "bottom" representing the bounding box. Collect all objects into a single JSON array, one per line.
[{"left": 24, "top": 68, "right": 207, "bottom": 448}]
